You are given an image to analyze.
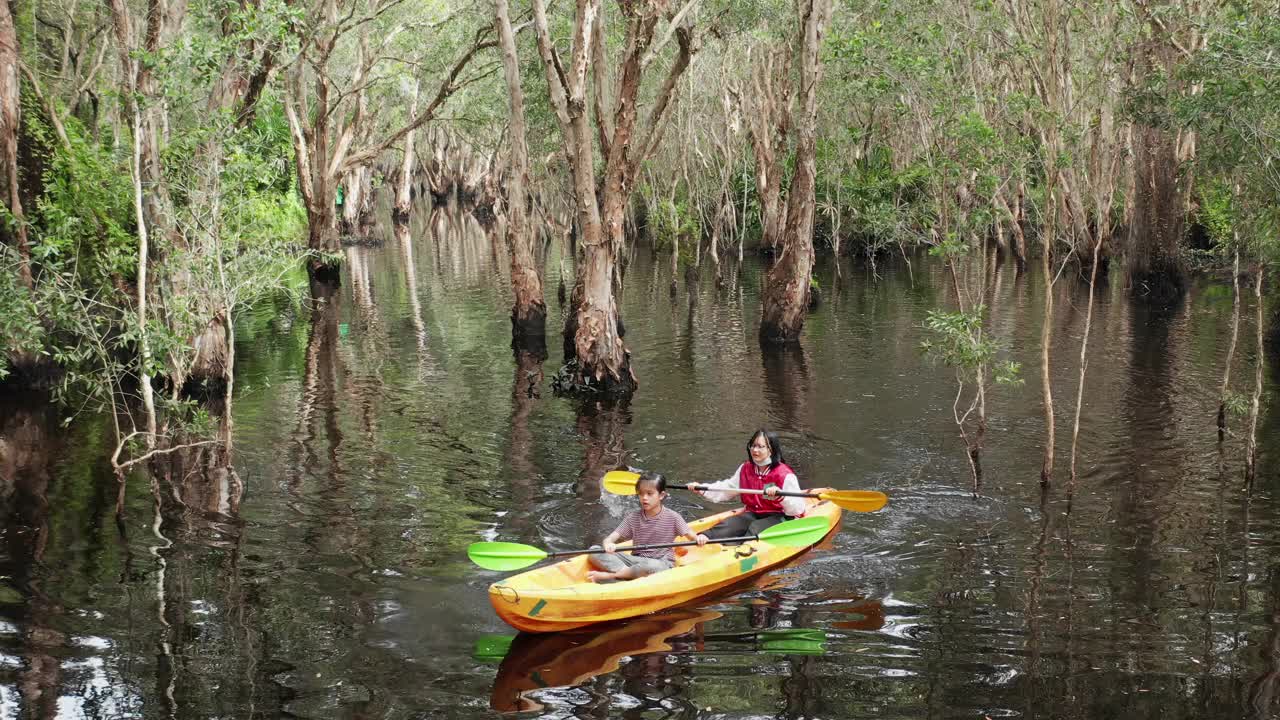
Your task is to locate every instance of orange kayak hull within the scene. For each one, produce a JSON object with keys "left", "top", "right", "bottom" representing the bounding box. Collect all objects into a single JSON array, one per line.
[{"left": 487, "top": 492, "right": 842, "bottom": 633}]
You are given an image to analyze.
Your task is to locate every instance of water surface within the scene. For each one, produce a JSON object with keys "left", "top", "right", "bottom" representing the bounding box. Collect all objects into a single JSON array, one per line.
[{"left": 2, "top": 208, "right": 1279, "bottom": 719}]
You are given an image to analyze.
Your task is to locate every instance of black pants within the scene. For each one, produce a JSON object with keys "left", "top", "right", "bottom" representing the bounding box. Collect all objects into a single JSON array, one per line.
[{"left": 706, "top": 511, "right": 786, "bottom": 542}]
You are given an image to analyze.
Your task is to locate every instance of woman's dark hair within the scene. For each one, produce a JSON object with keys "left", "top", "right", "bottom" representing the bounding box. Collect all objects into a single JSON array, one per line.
[
  {"left": 637, "top": 471, "right": 667, "bottom": 493},
  {"left": 745, "top": 429, "right": 784, "bottom": 471}
]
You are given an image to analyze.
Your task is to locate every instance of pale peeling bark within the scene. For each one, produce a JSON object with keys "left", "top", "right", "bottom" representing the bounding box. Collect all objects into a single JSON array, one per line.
[
  {"left": 130, "top": 111, "right": 158, "bottom": 445},
  {"left": 759, "top": 0, "right": 831, "bottom": 344},
  {"left": 1039, "top": 196, "right": 1056, "bottom": 484},
  {"left": 496, "top": 0, "right": 546, "bottom": 345},
  {"left": 1218, "top": 247, "right": 1241, "bottom": 441},
  {"left": 1245, "top": 267, "right": 1264, "bottom": 486},
  {"left": 733, "top": 48, "right": 791, "bottom": 252},
  {"left": 394, "top": 80, "right": 420, "bottom": 220},
  {"left": 1069, "top": 209, "right": 1109, "bottom": 486},
  {"left": 533, "top": 0, "right": 697, "bottom": 394},
  {"left": 0, "top": 0, "right": 30, "bottom": 290},
  {"left": 106, "top": 0, "right": 160, "bottom": 440}
]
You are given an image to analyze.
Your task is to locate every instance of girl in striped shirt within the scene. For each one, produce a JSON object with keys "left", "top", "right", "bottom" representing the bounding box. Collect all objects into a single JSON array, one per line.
[{"left": 587, "top": 472, "right": 709, "bottom": 583}]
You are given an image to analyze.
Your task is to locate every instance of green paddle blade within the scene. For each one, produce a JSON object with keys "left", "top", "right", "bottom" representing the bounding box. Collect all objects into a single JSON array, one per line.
[
  {"left": 473, "top": 634, "right": 516, "bottom": 662},
  {"left": 756, "top": 516, "right": 831, "bottom": 546},
  {"left": 467, "top": 541, "right": 549, "bottom": 571},
  {"left": 758, "top": 628, "right": 826, "bottom": 643},
  {"left": 760, "top": 635, "right": 827, "bottom": 655},
  {"left": 602, "top": 470, "right": 641, "bottom": 495}
]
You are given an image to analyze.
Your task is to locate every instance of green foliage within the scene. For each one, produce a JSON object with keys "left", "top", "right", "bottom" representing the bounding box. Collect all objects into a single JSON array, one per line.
[
  {"left": 1179, "top": 4, "right": 1280, "bottom": 265},
  {"left": 3, "top": 71, "right": 304, "bottom": 421},
  {"left": 921, "top": 308, "right": 988, "bottom": 368},
  {"left": 815, "top": 143, "right": 931, "bottom": 256},
  {"left": 0, "top": 249, "right": 43, "bottom": 380},
  {"left": 920, "top": 306, "right": 1021, "bottom": 386},
  {"left": 1223, "top": 389, "right": 1251, "bottom": 417},
  {"left": 927, "top": 236, "right": 970, "bottom": 262},
  {"left": 1197, "top": 181, "right": 1235, "bottom": 250},
  {"left": 643, "top": 189, "right": 702, "bottom": 256},
  {"left": 27, "top": 106, "right": 137, "bottom": 290}
]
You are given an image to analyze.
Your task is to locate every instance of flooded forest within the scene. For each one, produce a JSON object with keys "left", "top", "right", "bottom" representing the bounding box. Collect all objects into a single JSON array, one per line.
[{"left": 2, "top": 0, "right": 1280, "bottom": 717}]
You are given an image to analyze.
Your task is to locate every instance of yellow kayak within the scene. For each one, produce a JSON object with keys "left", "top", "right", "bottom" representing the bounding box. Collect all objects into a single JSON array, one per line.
[{"left": 487, "top": 491, "right": 842, "bottom": 633}]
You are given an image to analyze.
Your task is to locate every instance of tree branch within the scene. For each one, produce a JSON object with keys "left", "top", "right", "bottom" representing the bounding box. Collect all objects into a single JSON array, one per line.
[
  {"left": 17, "top": 61, "right": 72, "bottom": 151},
  {"left": 112, "top": 432, "right": 221, "bottom": 474},
  {"left": 339, "top": 26, "right": 498, "bottom": 173},
  {"left": 640, "top": 0, "right": 700, "bottom": 70},
  {"left": 634, "top": 27, "right": 695, "bottom": 179}
]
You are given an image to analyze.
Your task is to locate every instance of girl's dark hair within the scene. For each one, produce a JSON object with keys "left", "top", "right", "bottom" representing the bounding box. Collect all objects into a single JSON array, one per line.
[
  {"left": 637, "top": 471, "right": 667, "bottom": 493},
  {"left": 745, "top": 429, "right": 784, "bottom": 471}
]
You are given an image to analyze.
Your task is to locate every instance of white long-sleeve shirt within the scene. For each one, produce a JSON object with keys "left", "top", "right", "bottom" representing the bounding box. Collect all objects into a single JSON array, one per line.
[{"left": 698, "top": 463, "right": 808, "bottom": 517}]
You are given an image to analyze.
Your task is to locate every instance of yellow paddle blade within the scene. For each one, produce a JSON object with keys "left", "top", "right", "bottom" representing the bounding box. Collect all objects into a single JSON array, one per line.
[
  {"left": 601, "top": 470, "right": 642, "bottom": 495},
  {"left": 819, "top": 490, "right": 888, "bottom": 513}
]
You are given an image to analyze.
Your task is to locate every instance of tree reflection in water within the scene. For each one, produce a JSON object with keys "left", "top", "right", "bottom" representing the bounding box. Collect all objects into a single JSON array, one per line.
[{"left": 0, "top": 396, "right": 63, "bottom": 719}]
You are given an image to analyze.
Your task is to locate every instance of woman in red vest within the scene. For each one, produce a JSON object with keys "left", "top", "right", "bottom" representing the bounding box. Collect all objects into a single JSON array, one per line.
[{"left": 686, "top": 429, "right": 806, "bottom": 541}]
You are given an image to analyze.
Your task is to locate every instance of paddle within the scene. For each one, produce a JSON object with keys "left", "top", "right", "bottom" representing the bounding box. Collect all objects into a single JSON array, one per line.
[
  {"left": 601, "top": 470, "right": 888, "bottom": 513},
  {"left": 467, "top": 516, "right": 831, "bottom": 572},
  {"left": 474, "top": 634, "right": 516, "bottom": 662}
]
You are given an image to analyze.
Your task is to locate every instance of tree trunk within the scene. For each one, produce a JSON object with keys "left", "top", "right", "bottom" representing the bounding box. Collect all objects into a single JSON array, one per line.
[
  {"left": 1127, "top": 33, "right": 1189, "bottom": 303},
  {"left": 1218, "top": 247, "right": 1241, "bottom": 441},
  {"left": 759, "top": 0, "right": 831, "bottom": 344},
  {"left": 533, "top": 0, "right": 693, "bottom": 396},
  {"left": 567, "top": 192, "right": 635, "bottom": 394},
  {"left": 1012, "top": 180, "right": 1028, "bottom": 270},
  {"left": 1245, "top": 266, "right": 1264, "bottom": 486},
  {"left": 1127, "top": 122, "right": 1186, "bottom": 302},
  {"left": 709, "top": 202, "right": 724, "bottom": 287},
  {"left": 284, "top": 13, "right": 494, "bottom": 286},
  {"left": 1040, "top": 171, "right": 1059, "bottom": 485},
  {"left": 1040, "top": 236, "right": 1055, "bottom": 484},
  {"left": 340, "top": 165, "right": 374, "bottom": 236},
  {"left": 1069, "top": 219, "right": 1107, "bottom": 486},
  {"left": 0, "top": 0, "right": 30, "bottom": 290},
  {"left": 130, "top": 111, "right": 158, "bottom": 445},
  {"left": 739, "top": 49, "right": 791, "bottom": 253},
  {"left": 496, "top": 0, "right": 546, "bottom": 349},
  {"left": 109, "top": 0, "right": 238, "bottom": 394},
  {"left": 394, "top": 80, "right": 420, "bottom": 222},
  {"left": 305, "top": 192, "right": 341, "bottom": 288}
]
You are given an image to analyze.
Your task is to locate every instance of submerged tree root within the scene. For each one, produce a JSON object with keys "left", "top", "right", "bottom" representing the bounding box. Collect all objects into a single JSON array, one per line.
[{"left": 550, "top": 358, "right": 637, "bottom": 399}]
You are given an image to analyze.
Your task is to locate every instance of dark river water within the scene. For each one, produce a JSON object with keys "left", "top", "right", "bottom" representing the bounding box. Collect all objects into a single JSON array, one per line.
[{"left": 3, "top": 206, "right": 1280, "bottom": 719}]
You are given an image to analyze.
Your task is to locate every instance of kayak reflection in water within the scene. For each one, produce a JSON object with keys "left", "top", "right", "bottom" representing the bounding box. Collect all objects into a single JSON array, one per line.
[
  {"left": 485, "top": 609, "right": 719, "bottom": 713},
  {"left": 481, "top": 601, "right": 870, "bottom": 713},
  {"left": 587, "top": 472, "right": 709, "bottom": 583},
  {"left": 688, "top": 428, "right": 807, "bottom": 541}
]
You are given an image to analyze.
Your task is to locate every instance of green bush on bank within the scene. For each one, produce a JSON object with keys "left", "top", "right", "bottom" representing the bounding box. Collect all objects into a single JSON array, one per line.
[
  {"left": 0, "top": 94, "right": 306, "bottom": 401},
  {"left": 815, "top": 142, "right": 932, "bottom": 257},
  {"left": 643, "top": 188, "right": 703, "bottom": 260}
]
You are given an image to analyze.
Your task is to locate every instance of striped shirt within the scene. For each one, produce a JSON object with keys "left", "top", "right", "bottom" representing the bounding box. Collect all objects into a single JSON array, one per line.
[{"left": 613, "top": 507, "right": 695, "bottom": 562}]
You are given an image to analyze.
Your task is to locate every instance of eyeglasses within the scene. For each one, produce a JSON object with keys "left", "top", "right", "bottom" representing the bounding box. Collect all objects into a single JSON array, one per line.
[{"left": 750, "top": 443, "right": 769, "bottom": 450}]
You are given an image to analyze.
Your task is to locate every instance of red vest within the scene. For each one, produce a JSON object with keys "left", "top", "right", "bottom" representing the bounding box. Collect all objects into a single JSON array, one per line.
[{"left": 737, "top": 462, "right": 792, "bottom": 514}]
